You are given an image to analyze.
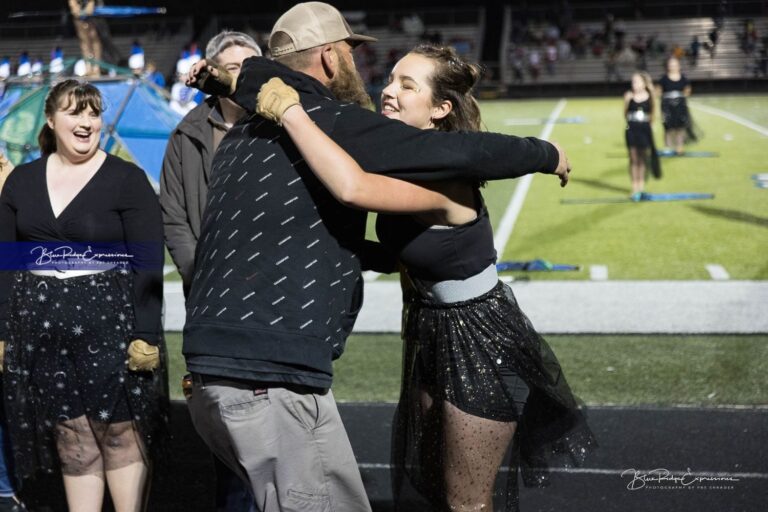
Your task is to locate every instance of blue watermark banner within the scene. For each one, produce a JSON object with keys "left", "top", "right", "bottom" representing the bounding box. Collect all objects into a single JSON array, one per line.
[{"left": 0, "top": 242, "right": 164, "bottom": 271}]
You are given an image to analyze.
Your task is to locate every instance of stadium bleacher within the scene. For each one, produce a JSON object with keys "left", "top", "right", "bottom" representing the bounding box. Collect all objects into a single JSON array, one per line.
[{"left": 501, "top": 16, "right": 768, "bottom": 84}]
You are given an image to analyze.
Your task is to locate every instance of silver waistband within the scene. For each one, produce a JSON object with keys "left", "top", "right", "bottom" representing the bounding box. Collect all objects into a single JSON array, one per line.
[
  {"left": 29, "top": 267, "right": 115, "bottom": 280},
  {"left": 412, "top": 263, "right": 498, "bottom": 304},
  {"left": 627, "top": 110, "right": 649, "bottom": 122},
  {"left": 662, "top": 91, "right": 685, "bottom": 99}
]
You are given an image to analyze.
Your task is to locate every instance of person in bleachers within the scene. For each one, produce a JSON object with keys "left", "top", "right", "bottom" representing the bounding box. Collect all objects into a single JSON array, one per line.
[
  {"left": 128, "top": 41, "right": 145, "bottom": 76},
  {"left": 0, "top": 59, "right": 10, "bottom": 81},
  {"left": 170, "top": 55, "right": 199, "bottom": 116},
  {"left": 688, "top": 35, "right": 701, "bottom": 66},
  {"left": 402, "top": 12, "right": 425, "bottom": 37},
  {"left": 30, "top": 58, "right": 43, "bottom": 76},
  {"left": 16, "top": 54, "right": 31, "bottom": 78},
  {"left": 544, "top": 41, "right": 558, "bottom": 75},
  {"left": 755, "top": 43, "right": 768, "bottom": 77},
  {"left": 143, "top": 61, "right": 166, "bottom": 88},
  {"left": 528, "top": 46, "right": 542, "bottom": 80},
  {"left": 707, "top": 27, "right": 719, "bottom": 58},
  {"left": 509, "top": 46, "right": 526, "bottom": 83},
  {"left": 50, "top": 47, "right": 65, "bottom": 75},
  {"left": 605, "top": 49, "right": 622, "bottom": 82}
]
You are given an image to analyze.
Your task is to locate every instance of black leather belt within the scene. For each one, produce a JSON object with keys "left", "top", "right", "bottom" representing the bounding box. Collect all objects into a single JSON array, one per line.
[{"left": 190, "top": 373, "right": 327, "bottom": 395}]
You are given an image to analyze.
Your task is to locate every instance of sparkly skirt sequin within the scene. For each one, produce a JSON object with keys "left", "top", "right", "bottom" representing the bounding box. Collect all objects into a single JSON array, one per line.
[
  {"left": 3, "top": 270, "right": 169, "bottom": 478},
  {"left": 392, "top": 281, "right": 597, "bottom": 512}
]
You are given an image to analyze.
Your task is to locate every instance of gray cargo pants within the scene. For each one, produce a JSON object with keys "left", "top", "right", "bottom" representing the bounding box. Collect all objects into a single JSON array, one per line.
[{"left": 187, "top": 375, "right": 372, "bottom": 512}]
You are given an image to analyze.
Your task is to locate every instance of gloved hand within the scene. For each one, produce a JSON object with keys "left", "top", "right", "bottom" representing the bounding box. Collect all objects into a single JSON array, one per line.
[
  {"left": 0, "top": 340, "right": 5, "bottom": 373},
  {"left": 257, "top": 77, "right": 301, "bottom": 125},
  {"left": 182, "top": 374, "right": 193, "bottom": 399},
  {"left": 0, "top": 151, "right": 14, "bottom": 192},
  {"left": 186, "top": 58, "right": 235, "bottom": 97},
  {"left": 127, "top": 339, "right": 160, "bottom": 372}
]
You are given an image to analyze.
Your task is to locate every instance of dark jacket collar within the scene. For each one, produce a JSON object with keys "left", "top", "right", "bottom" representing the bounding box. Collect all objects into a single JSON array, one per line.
[
  {"left": 239, "top": 57, "right": 335, "bottom": 100},
  {"left": 175, "top": 96, "right": 217, "bottom": 142}
]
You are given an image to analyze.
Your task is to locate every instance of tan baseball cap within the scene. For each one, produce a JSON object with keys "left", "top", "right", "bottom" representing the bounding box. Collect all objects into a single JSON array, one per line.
[{"left": 269, "top": 2, "right": 377, "bottom": 57}]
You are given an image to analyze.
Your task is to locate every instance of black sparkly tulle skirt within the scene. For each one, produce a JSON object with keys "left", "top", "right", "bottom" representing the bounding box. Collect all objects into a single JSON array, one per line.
[
  {"left": 3, "top": 270, "right": 170, "bottom": 479},
  {"left": 661, "top": 97, "right": 691, "bottom": 130},
  {"left": 392, "top": 281, "right": 597, "bottom": 511}
]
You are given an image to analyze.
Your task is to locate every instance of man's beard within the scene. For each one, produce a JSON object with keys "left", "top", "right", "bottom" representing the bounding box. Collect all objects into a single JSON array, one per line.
[{"left": 329, "top": 51, "right": 373, "bottom": 109}]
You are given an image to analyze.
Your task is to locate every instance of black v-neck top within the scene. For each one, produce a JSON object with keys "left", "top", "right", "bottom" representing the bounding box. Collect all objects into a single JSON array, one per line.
[{"left": 0, "top": 154, "right": 164, "bottom": 343}]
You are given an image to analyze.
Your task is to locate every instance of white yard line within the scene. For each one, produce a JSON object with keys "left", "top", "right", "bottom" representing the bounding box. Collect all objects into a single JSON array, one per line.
[
  {"left": 589, "top": 265, "right": 608, "bottom": 281},
  {"left": 494, "top": 99, "right": 567, "bottom": 254},
  {"left": 689, "top": 102, "right": 768, "bottom": 137},
  {"left": 706, "top": 264, "right": 730, "bottom": 281}
]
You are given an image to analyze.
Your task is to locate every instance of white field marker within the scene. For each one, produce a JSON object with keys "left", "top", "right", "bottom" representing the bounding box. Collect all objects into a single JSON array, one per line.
[
  {"left": 706, "top": 264, "right": 730, "bottom": 281},
  {"left": 589, "top": 265, "right": 609, "bottom": 281}
]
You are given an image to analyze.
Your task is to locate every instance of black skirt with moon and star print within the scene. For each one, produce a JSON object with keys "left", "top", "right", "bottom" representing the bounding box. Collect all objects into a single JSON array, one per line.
[{"left": 3, "top": 269, "right": 168, "bottom": 478}]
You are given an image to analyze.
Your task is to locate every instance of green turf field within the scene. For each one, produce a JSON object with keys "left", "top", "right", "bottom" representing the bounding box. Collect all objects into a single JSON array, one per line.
[
  {"left": 164, "top": 332, "right": 768, "bottom": 405},
  {"left": 363, "top": 94, "right": 768, "bottom": 281}
]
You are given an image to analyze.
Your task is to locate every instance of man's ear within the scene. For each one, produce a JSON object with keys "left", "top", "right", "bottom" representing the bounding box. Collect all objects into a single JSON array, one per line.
[{"left": 319, "top": 44, "right": 337, "bottom": 80}]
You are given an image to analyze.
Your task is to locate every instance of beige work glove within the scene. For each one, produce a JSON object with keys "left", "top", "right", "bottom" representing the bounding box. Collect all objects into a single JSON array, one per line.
[
  {"left": 127, "top": 339, "right": 160, "bottom": 372},
  {"left": 0, "top": 341, "right": 5, "bottom": 373},
  {"left": 257, "top": 77, "right": 301, "bottom": 125},
  {"left": 0, "top": 151, "right": 14, "bottom": 193}
]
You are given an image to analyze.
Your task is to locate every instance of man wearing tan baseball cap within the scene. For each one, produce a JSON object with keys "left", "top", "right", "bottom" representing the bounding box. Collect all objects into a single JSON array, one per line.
[
  {"left": 268, "top": 1, "right": 377, "bottom": 57},
  {"left": 184, "top": 4, "right": 571, "bottom": 512},
  {"left": 188, "top": 1, "right": 377, "bottom": 108}
]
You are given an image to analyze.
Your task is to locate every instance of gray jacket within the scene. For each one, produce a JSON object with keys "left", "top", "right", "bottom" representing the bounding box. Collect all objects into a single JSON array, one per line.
[{"left": 159, "top": 97, "right": 216, "bottom": 294}]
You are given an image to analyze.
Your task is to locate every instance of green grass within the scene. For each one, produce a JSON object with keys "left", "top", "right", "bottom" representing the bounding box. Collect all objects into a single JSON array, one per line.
[
  {"left": 164, "top": 248, "right": 181, "bottom": 281},
  {"left": 164, "top": 332, "right": 768, "bottom": 405},
  {"left": 478, "top": 95, "right": 768, "bottom": 280}
]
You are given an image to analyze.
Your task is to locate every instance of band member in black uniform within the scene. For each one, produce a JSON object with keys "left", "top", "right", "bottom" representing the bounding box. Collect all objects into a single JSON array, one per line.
[
  {"left": 657, "top": 57, "right": 695, "bottom": 155},
  {"left": 625, "top": 71, "right": 661, "bottom": 200}
]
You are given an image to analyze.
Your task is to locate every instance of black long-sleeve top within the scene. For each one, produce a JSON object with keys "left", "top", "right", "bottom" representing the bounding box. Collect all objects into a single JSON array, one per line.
[{"left": 0, "top": 154, "right": 164, "bottom": 344}]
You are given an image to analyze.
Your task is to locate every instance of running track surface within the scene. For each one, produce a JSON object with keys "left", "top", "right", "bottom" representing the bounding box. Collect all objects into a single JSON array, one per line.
[{"left": 20, "top": 402, "right": 767, "bottom": 511}]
